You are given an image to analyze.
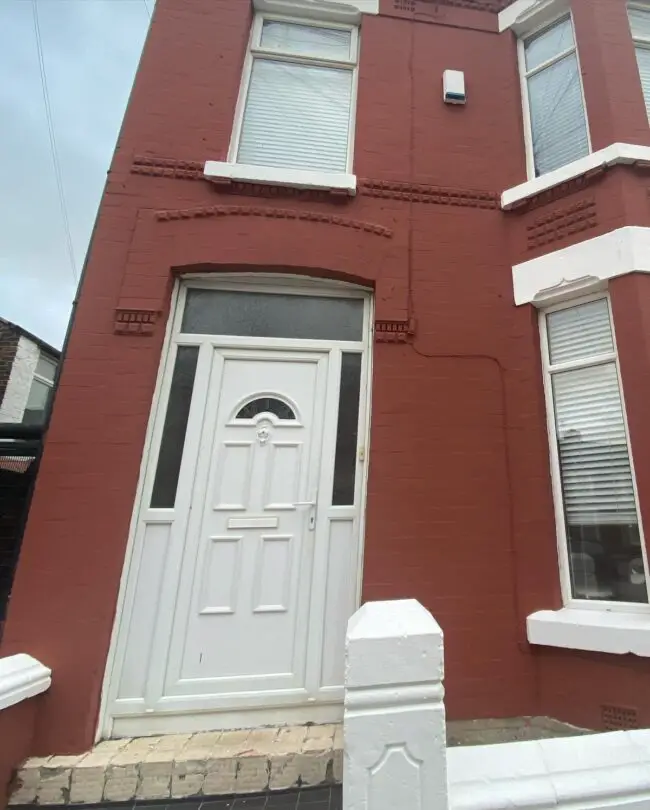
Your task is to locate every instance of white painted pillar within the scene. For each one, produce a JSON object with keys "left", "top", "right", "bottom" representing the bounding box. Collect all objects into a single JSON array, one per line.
[{"left": 343, "top": 599, "right": 448, "bottom": 810}]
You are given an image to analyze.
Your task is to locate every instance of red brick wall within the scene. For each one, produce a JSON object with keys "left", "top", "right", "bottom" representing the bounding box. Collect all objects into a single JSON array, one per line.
[
  {"left": 0, "top": 698, "right": 39, "bottom": 810},
  {"left": 0, "top": 323, "right": 19, "bottom": 412},
  {"left": 3, "top": 0, "right": 650, "bottom": 755}
]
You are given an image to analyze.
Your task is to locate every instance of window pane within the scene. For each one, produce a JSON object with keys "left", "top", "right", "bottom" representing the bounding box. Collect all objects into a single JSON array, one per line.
[
  {"left": 25, "top": 378, "right": 50, "bottom": 411},
  {"left": 35, "top": 355, "right": 57, "bottom": 382},
  {"left": 260, "top": 21, "right": 352, "bottom": 61},
  {"left": 236, "top": 397, "right": 296, "bottom": 420},
  {"left": 629, "top": 6, "right": 650, "bottom": 39},
  {"left": 634, "top": 46, "right": 650, "bottom": 118},
  {"left": 524, "top": 17, "right": 574, "bottom": 72},
  {"left": 528, "top": 52, "right": 589, "bottom": 175},
  {"left": 332, "top": 353, "right": 362, "bottom": 506},
  {"left": 238, "top": 59, "right": 352, "bottom": 172},
  {"left": 150, "top": 347, "right": 199, "bottom": 509},
  {"left": 546, "top": 299, "right": 613, "bottom": 365},
  {"left": 182, "top": 289, "right": 364, "bottom": 341},
  {"left": 552, "top": 362, "right": 646, "bottom": 603}
]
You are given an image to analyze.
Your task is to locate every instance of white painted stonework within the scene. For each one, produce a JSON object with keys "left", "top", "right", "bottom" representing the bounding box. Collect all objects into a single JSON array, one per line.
[
  {"left": 0, "top": 654, "right": 51, "bottom": 712},
  {"left": 502, "top": 143, "right": 650, "bottom": 210},
  {"left": 527, "top": 607, "right": 650, "bottom": 656},
  {"left": 204, "top": 162, "right": 357, "bottom": 196},
  {"left": 253, "top": 0, "right": 378, "bottom": 19},
  {"left": 512, "top": 226, "right": 650, "bottom": 306},
  {"left": 448, "top": 730, "right": 650, "bottom": 810},
  {"left": 498, "top": 0, "right": 569, "bottom": 35},
  {"left": 343, "top": 600, "right": 448, "bottom": 810},
  {"left": 0, "top": 335, "right": 40, "bottom": 422}
]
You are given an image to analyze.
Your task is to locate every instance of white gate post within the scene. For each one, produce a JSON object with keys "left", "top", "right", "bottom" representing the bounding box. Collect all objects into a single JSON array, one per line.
[{"left": 343, "top": 599, "right": 448, "bottom": 810}]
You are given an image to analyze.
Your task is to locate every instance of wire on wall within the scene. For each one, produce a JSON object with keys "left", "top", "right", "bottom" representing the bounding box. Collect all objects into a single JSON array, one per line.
[{"left": 31, "top": 0, "right": 79, "bottom": 286}]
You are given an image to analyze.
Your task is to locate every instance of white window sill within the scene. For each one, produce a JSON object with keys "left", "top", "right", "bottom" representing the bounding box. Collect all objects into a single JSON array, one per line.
[
  {"left": 501, "top": 143, "right": 650, "bottom": 210},
  {"left": 527, "top": 607, "right": 650, "bottom": 656},
  {"left": 0, "top": 654, "right": 51, "bottom": 712},
  {"left": 204, "top": 161, "right": 357, "bottom": 196}
]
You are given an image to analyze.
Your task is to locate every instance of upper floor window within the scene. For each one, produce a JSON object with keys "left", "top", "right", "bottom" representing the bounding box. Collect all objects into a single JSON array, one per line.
[
  {"left": 230, "top": 16, "right": 358, "bottom": 174},
  {"left": 520, "top": 15, "right": 590, "bottom": 177},
  {"left": 22, "top": 353, "right": 56, "bottom": 426},
  {"left": 541, "top": 298, "right": 648, "bottom": 605},
  {"left": 629, "top": 5, "right": 650, "bottom": 118}
]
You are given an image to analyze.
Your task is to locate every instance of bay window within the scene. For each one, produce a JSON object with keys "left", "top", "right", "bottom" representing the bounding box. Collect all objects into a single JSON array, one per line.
[
  {"left": 629, "top": 4, "right": 650, "bottom": 118},
  {"left": 230, "top": 16, "right": 358, "bottom": 174},
  {"left": 520, "top": 15, "right": 590, "bottom": 177},
  {"left": 541, "top": 298, "right": 648, "bottom": 605}
]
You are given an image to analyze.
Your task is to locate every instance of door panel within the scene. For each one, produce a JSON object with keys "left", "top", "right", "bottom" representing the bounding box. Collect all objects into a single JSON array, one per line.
[{"left": 164, "top": 349, "right": 328, "bottom": 699}]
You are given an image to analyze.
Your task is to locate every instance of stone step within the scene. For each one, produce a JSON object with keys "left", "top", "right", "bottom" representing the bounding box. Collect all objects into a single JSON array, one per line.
[
  {"left": 10, "top": 724, "right": 343, "bottom": 806},
  {"left": 10, "top": 716, "right": 588, "bottom": 806}
]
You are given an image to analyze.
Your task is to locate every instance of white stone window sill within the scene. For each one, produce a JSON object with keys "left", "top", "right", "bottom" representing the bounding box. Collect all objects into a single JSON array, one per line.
[
  {"left": 527, "top": 607, "right": 650, "bottom": 656},
  {"left": 0, "top": 654, "right": 51, "bottom": 711},
  {"left": 501, "top": 143, "right": 650, "bottom": 210},
  {"left": 204, "top": 161, "right": 357, "bottom": 196}
]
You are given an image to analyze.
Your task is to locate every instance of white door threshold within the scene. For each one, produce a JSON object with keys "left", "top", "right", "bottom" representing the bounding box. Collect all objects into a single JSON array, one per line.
[{"left": 10, "top": 724, "right": 343, "bottom": 806}]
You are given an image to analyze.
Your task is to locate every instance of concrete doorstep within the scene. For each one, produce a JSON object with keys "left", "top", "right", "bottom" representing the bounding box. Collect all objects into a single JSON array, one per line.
[{"left": 10, "top": 724, "right": 343, "bottom": 806}]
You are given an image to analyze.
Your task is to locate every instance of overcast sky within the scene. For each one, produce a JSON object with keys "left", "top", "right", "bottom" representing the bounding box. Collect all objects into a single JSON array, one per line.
[{"left": 0, "top": 0, "right": 152, "bottom": 349}]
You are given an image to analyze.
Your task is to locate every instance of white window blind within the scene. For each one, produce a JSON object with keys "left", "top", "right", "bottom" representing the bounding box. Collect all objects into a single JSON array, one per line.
[
  {"left": 522, "top": 17, "right": 590, "bottom": 176},
  {"left": 628, "top": 6, "right": 650, "bottom": 118},
  {"left": 543, "top": 299, "right": 648, "bottom": 604},
  {"left": 235, "top": 20, "right": 356, "bottom": 174},
  {"left": 547, "top": 301, "right": 636, "bottom": 525}
]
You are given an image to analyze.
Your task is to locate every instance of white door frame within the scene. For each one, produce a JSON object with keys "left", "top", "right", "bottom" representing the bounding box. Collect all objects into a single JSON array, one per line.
[{"left": 98, "top": 273, "right": 374, "bottom": 740}]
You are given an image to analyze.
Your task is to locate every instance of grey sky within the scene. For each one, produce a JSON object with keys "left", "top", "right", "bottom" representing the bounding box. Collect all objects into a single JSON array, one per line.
[{"left": 0, "top": 0, "right": 152, "bottom": 349}]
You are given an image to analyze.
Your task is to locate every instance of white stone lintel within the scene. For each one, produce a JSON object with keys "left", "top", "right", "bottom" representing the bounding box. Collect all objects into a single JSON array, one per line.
[
  {"left": 253, "top": 0, "right": 378, "bottom": 22},
  {"left": 512, "top": 226, "right": 650, "bottom": 306},
  {"left": 0, "top": 654, "right": 52, "bottom": 712}
]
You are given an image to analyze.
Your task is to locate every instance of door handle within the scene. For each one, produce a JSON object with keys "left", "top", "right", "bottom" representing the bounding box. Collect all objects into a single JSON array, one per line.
[{"left": 294, "top": 496, "right": 317, "bottom": 530}]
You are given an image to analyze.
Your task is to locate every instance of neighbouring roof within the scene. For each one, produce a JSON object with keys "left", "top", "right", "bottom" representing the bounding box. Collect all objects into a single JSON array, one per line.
[{"left": 0, "top": 317, "right": 61, "bottom": 360}]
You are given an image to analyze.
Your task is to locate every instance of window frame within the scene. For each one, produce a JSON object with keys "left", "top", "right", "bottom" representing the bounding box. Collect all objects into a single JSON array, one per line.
[
  {"left": 628, "top": 2, "right": 650, "bottom": 118},
  {"left": 227, "top": 13, "right": 360, "bottom": 175},
  {"left": 517, "top": 10, "right": 592, "bottom": 180},
  {"left": 22, "top": 351, "right": 56, "bottom": 424},
  {"left": 539, "top": 293, "right": 650, "bottom": 613}
]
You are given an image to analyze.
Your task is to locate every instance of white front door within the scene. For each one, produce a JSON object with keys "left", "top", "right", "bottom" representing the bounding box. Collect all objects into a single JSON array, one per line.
[
  {"left": 167, "top": 348, "right": 328, "bottom": 701},
  {"left": 104, "top": 279, "right": 371, "bottom": 737}
]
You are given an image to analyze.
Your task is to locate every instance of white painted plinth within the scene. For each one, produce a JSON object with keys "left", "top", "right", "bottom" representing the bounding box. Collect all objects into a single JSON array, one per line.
[{"left": 343, "top": 599, "right": 448, "bottom": 810}]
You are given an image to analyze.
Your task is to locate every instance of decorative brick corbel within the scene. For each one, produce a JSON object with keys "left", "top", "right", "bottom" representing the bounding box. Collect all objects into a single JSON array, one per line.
[
  {"left": 374, "top": 317, "right": 416, "bottom": 343},
  {"left": 114, "top": 308, "right": 160, "bottom": 336}
]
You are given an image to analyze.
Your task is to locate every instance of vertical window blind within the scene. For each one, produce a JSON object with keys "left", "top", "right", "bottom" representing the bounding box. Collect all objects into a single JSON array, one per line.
[
  {"left": 236, "top": 21, "right": 355, "bottom": 173},
  {"left": 544, "top": 299, "right": 647, "bottom": 603},
  {"left": 523, "top": 17, "right": 590, "bottom": 176},
  {"left": 629, "top": 6, "right": 650, "bottom": 118}
]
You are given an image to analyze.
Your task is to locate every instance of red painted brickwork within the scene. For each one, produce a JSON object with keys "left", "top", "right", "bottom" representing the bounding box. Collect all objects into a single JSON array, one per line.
[
  {"left": 3, "top": 0, "right": 650, "bottom": 755},
  {"left": 0, "top": 697, "right": 39, "bottom": 810},
  {"left": 0, "top": 322, "right": 19, "bottom": 411}
]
